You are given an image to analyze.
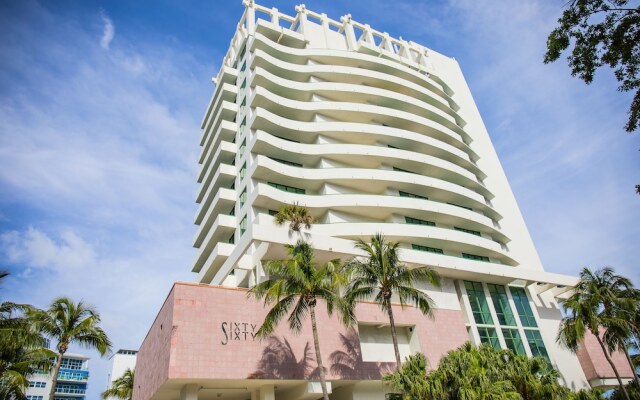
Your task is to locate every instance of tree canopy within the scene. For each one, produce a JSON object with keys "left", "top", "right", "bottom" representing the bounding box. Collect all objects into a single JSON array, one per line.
[{"left": 544, "top": 0, "right": 640, "bottom": 133}]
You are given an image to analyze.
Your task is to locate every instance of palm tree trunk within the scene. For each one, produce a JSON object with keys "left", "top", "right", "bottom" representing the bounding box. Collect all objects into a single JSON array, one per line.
[
  {"left": 48, "top": 351, "right": 64, "bottom": 400},
  {"left": 622, "top": 342, "right": 639, "bottom": 387},
  {"left": 595, "top": 333, "right": 630, "bottom": 400},
  {"left": 310, "top": 306, "right": 330, "bottom": 400},
  {"left": 385, "top": 303, "right": 402, "bottom": 371}
]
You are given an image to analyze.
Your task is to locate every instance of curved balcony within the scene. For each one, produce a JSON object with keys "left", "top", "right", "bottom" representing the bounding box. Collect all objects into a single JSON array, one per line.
[
  {"left": 195, "top": 242, "right": 234, "bottom": 284},
  {"left": 250, "top": 86, "right": 472, "bottom": 154},
  {"left": 250, "top": 65, "right": 465, "bottom": 138},
  {"left": 252, "top": 155, "right": 499, "bottom": 220},
  {"left": 251, "top": 107, "right": 481, "bottom": 173},
  {"left": 199, "top": 101, "right": 237, "bottom": 163},
  {"left": 250, "top": 47, "right": 463, "bottom": 126},
  {"left": 192, "top": 214, "right": 236, "bottom": 273},
  {"left": 197, "top": 140, "right": 236, "bottom": 184},
  {"left": 251, "top": 32, "right": 458, "bottom": 111},
  {"left": 195, "top": 163, "right": 235, "bottom": 205},
  {"left": 252, "top": 183, "right": 508, "bottom": 243},
  {"left": 251, "top": 131, "right": 491, "bottom": 198}
]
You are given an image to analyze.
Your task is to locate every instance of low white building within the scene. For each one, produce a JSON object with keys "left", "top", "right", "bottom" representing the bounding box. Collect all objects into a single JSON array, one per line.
[{"left": 106, "top": 349, "right": 138, "bottom": 397}]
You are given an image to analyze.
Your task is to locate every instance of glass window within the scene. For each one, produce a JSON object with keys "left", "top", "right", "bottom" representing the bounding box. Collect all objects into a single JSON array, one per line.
[
  {"left": 269, "top": 157, "right": 302, "bottom": 167},
  {"left": 240, "top": 215, "right": 247, "bottom": 236},
  {"left": 477, "top": 327, "right": 500, "bottom": 350},
  {"left": 239, "top": 139, "right": 246, "bottom": 157},
  {"left": 525, "top": 330, "right": 549, "bottom": 360},
  {"left": 228, "top": 232, "right": 235, "bottom": 244},
  {"left": 412, "top": 244, "right": 443, "bottom": 254},
  {"left": 393, "top": 166, "right": 416, "bottom": 174},
  {"left": 239, "top": 117, "right": 246, "bottom": 130},
  {"left": 267, "top": 182, "right": 305, "bottom": 194},
  {"left": 240, "top": 79, "right": 246, "bottom": 89},
  {"left": 240, "top": 61, "right": 246, "bottom": 72},
  {"left": 487, "top": 284, "right": 517, "bottom": 326},
  {"left": 405, "top": 216, "right": 435, "bottom": 226},
  {"left": 464, "top": 281, "right": 493, "bottom": 325},
  {"left": 454, "top": 226, "right": 481, "bottom": 236},
  {"left": 502, "top": 328, "right": 526, "bottom": 355},
  {"left": 447, "top": 202, "right": 472, "bottom": 211},
  {"left": 59, "top": 358, "right": 84, "bottom": 370},
  {"left": 509, "top": 287, "right": 538, "bottom": 327},
  {"left": 240, "top": 188, "right": 247, "bottom": 208},
  {"left": 268, "top": 209, "right": 278, "bottom": 216},
  {"left": 399, "top": 191, "right": 428, "bottom": 200},
  {"left": 239, "top": 162, "right": 246, "bottom": 181},
  {"left": 462, "top": 253, "right": 490, "bottom": 262}
]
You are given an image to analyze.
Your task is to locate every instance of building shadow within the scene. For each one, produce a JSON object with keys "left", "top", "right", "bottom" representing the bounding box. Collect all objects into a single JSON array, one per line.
[
  {"left": 329, "top": 330, "right": 395, "bottom": 380},
  {"left": 248, "top": 336, "right": 320, "bottom": 379}
]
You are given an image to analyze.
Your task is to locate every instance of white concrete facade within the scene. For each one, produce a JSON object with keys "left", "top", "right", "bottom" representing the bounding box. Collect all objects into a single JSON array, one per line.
[
  {"left": 106, "top": 349, "right": 138, "bottom": 399},
  {"left": 192, "top": 0, "right": 594, "bottom": 394}
]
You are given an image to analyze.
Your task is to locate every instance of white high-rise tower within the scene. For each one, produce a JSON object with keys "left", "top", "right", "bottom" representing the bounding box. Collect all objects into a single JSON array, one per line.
[{"left": 131, "top": 3, "right": 635, "bottom": 400}]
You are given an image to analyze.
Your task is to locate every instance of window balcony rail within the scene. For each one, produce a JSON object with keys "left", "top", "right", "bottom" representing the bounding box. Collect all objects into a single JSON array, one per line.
[
  {"left": 55, "top": 387, "right": 86, "bottom": 395},
  {"left": 57, "top": 371, "right": 89, "bottom": 381}
]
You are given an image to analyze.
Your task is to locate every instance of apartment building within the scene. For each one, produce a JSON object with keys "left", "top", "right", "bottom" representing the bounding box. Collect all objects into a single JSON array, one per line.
[
  {"left": 133, "top": 2, "right": 634, "bottom": 399},
  {"left": 26, "top": 354, "right": 90, "bottom": 400}
]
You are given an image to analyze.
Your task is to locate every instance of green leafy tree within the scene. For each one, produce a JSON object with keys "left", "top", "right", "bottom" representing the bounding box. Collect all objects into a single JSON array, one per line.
[
  {"left": 385, "top": 344, "right": 571, "bottom": 400},
  {"left": 273, "top": 202, "right": 314, "bottom": 233},
  {"left": 248, "top": 240, "right": 354, "bottom": 400},
  {"left": 344, "top": 233, "right": 440, "bottom": 370},
  {"left": 101, "top": 368, "right": 134, "bottom": 400},
  {"left": 567, "top": 388, "right": 606, "bottom": 400},
  {"left": 29, "top": 297, "right": 112, "bottom": 400},
  {"left": 544, "top": 0, "right": 640, "bottom": 133},
  {"left": 611, "top": 380, "right": 640, "bottom": 400},
  {"left": 557, "top": 267, "right": 638, "bottom": 400},
  {"left": 0, "top": 302, "right": 55, "bottom": 399}
]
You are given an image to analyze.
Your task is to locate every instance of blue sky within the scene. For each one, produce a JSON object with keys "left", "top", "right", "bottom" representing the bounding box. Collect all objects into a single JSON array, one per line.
[{"left": 0, "top": 0, "right": 638, "bottom": 398}]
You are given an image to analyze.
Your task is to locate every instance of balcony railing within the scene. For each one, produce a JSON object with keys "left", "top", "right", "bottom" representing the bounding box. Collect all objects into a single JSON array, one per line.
[
  {"left": 57, "top": 371, "right": 88, "bottom": 381},
  {"left": 55, "top": 387, "right": 86, "bottom": 395}
]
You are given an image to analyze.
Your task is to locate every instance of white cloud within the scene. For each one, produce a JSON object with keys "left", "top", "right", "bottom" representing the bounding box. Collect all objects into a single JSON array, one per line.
[
  {"left": 1, "top": 227, "right": 95, "bottom": 271},
  {"left": 100, "top": 13, "right": 114, "bottom": 50}
]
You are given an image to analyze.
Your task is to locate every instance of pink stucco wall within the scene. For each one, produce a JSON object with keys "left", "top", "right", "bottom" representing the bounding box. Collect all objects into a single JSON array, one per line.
[
  {"left": 576, "top": 330, "right": 634, "bottom": 382},
  {"left": 133, "top": 282, "right": 469, "bottom": 400},
  {"left": 134, "top": 287, "right": 175, "bottom": 400}
]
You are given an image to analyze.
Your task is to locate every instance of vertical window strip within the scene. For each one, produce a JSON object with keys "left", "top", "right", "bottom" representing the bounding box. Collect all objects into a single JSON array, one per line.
[
  {"left": 240, "top": 188, "right": 247, "bottom": 208},
  {"left": 477, "top": 327, "right": 501, "bottom": 350},
  {"left": 487, "top": 284, "right": 517, "bottom": 326},
  {"left": 501, "top": 328, "right": 526, "bottom": 355},
  {"left": 524, "top": 330, "right": 550, "bottom": 360},
  {"left": 509, "top": 287, "right": 538, "bottom": 327},
  {"left": 240, "top": 215, "right": 247, "bottom": 236},
  {"left": 464, "top": 281, "right": 494, "bottom": 325}
]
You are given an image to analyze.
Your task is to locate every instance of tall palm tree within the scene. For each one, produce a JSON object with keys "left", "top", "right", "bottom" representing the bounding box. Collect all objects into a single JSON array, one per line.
[
  {"left": 248, "top": 240, "right": 354, "bottom": 400},
  {"left": 101, "top": 368, "right": 134, "bottom": 400},
  {"left": 557, "top": 267, "right": 637, "bottom": 400},
  {"left": 344, "top": 233, "right": 440, "bottom": 370},
  {"left": 273, "top": 202, "right": 314, "bottom": 233},
  {"left": 29, "top": 297, "right": 111, "bottom": 400}
]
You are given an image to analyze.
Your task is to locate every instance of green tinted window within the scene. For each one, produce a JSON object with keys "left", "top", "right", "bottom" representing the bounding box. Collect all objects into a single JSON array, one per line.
[
  {"left": 239, "top": 139, "right": 246, "bottom": 157},
  {"left": 502, "top": 328, "right": 526, "bottom": 355},
  {"left": 447, "top": 202, "right": 472, "bottom": 211},
  {"left": 268, "top": 182, "right": 305, "bottom": 194},
  {"left": 525, "top": 330, "right": 549, "bottom": 360},
  {"left": 399, "top": 191, "right": 427, "bottom": 200},
  {"left": 239, "top": 162, "right": 246, "bottom": 181},
  {"left": 464, "top": 281, "right": 493, "bottom": 325},
  {"left": 240, "top": 188, "right": 247, "bottom": 208},
  {"left": 477, "top": 327, "right": 500, "bottom": 350},
  {"left": 412, "top": 244, "right": 443, "bottom": 254},
  {"left": 240, "top": 215, "right": 247, "bottom": 236},
  {"left": 462, "top": 253, "right": 490, "bottom": 262},
  {"left": 487, "top": 284, "right": 516, "bottom": 326},
  {"left": 269, "top": 157, "right": 302, "bottom": 167},
  {"left": 509, "top": 287, "right": 537, "bottom": 327},
  {"left": 405, "top": 216, "right": 435, "bottom": 226},
  {"left": 454, "top": 227, "right": 481, "bottom": 236}
]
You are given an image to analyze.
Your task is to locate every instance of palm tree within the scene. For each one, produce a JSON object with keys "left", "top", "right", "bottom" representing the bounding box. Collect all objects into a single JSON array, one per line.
[
  {"left": 273, "top": 202, "right": 314, "bottom": 233},
  {"left": 557, "top": 267, "right": 637, "bottom": 400},
  {"left": 0, "top": 301, "right": 55, "bottom": 399},
  {"left": 344, "top": 233, "right": 440, "bottom": 370},
  {"left": 101, "top": 368, "right": 134, "bottom": 400},
  {"left": 29, "top": 297, "right": 112, "bottom": 400},
  {"left": 248, "top": 240, "right": 354, "bottom": 400}
]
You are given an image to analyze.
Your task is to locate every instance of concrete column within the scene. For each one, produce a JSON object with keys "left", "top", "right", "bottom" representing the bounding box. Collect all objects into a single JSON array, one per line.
[
  {"left": 340, "top": 15, "right": 357, "bottom": 50},
  {"left": 180, "top": 384, "right": 199, "bottom": 400},
  {"left": 259, "top": 384, "right": 275, "bottom": 400},
  {"left": 295, "top": 5, "right": 307, "bottom": 35},
  {"left": 250, "top": 389, "right": 259, "bottom": 400}
]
